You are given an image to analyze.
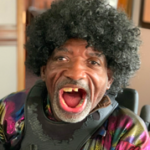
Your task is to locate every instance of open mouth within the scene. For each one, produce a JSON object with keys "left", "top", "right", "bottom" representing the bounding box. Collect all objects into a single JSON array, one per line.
[{"left": 59, "top": 87, "right": 87, "bottom": 113}]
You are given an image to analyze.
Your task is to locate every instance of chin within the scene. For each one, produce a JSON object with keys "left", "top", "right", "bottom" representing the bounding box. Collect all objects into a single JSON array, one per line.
[
  {"left": 52, "top": 97, "right": 92, "bottom": 123},
  {"left": 54, "top": 105, "right": 91, "bottom": 123}
]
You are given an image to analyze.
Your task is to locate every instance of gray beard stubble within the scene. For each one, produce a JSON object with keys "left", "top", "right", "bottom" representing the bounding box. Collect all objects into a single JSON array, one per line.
[{"left": 51, "top": 78, "right": 92, "bottom": 123}]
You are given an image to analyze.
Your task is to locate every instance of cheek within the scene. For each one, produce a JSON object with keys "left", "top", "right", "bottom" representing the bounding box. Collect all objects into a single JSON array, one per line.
[
  {"left": 91, "top": 69, "right": 108, "bottom": 90},
  {"left": 45, "top": 63, "right": 62, "bottom": 81},
  {"left": 95, "top": 77, "right": 108, "bottom": 99},
  {"left": 90, "top": 71, "right": 109, "bottom": 105},
  {"left": 44, "top": 66, "right": 57, "bottom": 92},
  {"left": 45, "top": 65, "right": 65, "bottom": 96}
]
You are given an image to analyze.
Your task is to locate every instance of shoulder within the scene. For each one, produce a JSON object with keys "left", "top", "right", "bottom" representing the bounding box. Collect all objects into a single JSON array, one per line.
[
  {"left": 107, "top": 106, "right": 150, "bottom": 149},
  {"left": 0, "top": 90, "right": 29, "bottom": 121},
  {"left": 0, "top": 90, "right": 29, "bottom": 144},
  {"left": 1, "top": 89, "right": 29, "bottom": 104},
  {"left": 109, "top": 106, "right": 146, "bottom": 128}
]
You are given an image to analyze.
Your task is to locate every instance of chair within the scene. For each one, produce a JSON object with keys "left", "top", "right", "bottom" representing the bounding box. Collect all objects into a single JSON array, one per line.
[
  {"left": 115, "top": 88, "right": 139, "bottom": 114},
  {"left": 140, "top": 105, "right": 150, "bottom": 131}
]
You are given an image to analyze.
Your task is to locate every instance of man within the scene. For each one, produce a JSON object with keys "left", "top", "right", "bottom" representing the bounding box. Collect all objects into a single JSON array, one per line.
[{"left": 0, "top": 0, "right": 150, "bottom": 149}]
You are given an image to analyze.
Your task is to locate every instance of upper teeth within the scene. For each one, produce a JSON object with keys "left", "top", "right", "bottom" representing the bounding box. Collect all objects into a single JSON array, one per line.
[{"left": 63, "top": 88, "right": 78, "bottom": 92}]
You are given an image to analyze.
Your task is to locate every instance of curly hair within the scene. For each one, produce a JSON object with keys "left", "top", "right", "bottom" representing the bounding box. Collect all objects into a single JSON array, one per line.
[{"left": 25, "top": 0, "right": 141, "bottom": 95}]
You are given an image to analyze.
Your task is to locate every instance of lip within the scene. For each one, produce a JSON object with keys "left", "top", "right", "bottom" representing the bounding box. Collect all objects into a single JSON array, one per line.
[
  {"left": 59, "top": 84, "right": 87, "bottom": 90},
  {"left": 58, "top": 85, "right": 87, "bottom": 113}
]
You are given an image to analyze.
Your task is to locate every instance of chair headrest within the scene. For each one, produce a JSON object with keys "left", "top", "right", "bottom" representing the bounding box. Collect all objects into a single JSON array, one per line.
[
  {"left": 140, "top": 105, "right": 150, "bottom": 131},
  {"left": 140, "top": 105, "right": 150, "bottom": 122},
  {"left": 115, "top": 88, "right": 139, "bottom": 114}
]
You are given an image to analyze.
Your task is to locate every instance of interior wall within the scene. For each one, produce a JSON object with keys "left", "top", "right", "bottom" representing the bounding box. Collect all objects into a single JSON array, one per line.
[
  {"left": 0, "top": 0, "right": 17, "bottom": 99},
  {"left": 0, "top": 0, "right": 150, "bottom": 113},
  {"left": 128, "top": 0, "right": 150, "bottom": 114},
  {"left": 0, "top": 0, "right": 16, "bottom": 25},
  {"left": 0, "top": 46, "right": 17, "bottom": 98},
  {"left": 129, "top": 28, "right": 150, "bottom": 114}
]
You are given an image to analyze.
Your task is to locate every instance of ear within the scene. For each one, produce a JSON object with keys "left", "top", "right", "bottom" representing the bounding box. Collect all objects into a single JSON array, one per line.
[
  {"left": 106, "top": 68, "right": 114, "bottom": 90},
  {"left": 40, "top": 66, "right": 46, "bottom": 81}
]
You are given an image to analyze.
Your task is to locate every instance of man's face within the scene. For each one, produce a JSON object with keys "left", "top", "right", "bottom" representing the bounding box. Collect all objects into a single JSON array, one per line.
[{"left": 41, "top": 38, "right": 113, "bottom": 123}]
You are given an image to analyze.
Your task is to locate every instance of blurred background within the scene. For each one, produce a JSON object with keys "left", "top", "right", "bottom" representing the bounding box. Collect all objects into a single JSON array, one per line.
[{"left": 0, "top": 0, "right": 150, "bottom": 114}]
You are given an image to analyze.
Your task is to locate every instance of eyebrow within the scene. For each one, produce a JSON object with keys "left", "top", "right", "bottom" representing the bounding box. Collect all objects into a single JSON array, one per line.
[
  {"left": 53, "top": 47, "right": 103, "bottom": 57},
  {"left": 53, "top": 47, "right": 73, "bottom": 54},
  {"left": 88, "top": 52, "right": 104, "bottom": 58}
]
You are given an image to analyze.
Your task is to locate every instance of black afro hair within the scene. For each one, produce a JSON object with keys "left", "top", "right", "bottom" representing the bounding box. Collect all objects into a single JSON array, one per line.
[{"left": 25, "top": 0, "right": 141, "bottom": 95}]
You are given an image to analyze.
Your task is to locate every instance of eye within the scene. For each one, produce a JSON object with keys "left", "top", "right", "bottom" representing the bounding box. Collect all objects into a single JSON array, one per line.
[
  {"left": 89, "top": 60, "right": 100, "bottom": 66},
  {"left": 55, "top": 56, "right": 68, "bottom": 61}
]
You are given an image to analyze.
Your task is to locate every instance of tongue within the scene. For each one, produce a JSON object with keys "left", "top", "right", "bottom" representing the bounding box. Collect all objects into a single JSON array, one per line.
[{"left": 63, "top": 92, "right": 81, "bottom": 108}]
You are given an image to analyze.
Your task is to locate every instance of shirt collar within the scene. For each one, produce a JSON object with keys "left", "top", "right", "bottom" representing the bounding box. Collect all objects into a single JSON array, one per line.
[{"left": 45, "top": 95, "right": 111, "bottom": 121}]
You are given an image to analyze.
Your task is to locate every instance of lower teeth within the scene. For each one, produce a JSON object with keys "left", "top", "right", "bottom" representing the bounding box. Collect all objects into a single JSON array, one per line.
[
  {"left": 75, "top": 99, "right": 84, "bottom": 108},
  {"left": 62, "top": 98, "right": 84, "bottom": 108}
]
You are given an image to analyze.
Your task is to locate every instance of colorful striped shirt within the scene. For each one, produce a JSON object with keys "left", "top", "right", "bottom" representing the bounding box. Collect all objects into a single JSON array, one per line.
[{"left": 0, "top": 90, "right": 150, "bottom": 150}]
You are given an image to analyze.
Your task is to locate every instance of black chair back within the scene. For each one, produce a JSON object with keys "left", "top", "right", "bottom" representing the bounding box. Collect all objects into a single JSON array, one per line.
[
  {"left": 115, "top": 88, "right": 139, "bottom": 114},
  {"left": 140, "top": 105, "right": 150, "bottom": 131}
]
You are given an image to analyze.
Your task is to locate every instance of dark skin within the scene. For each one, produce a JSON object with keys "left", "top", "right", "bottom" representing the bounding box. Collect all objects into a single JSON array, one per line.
[{"left": 41, "top": 38, "right": 113, "bottom": 123}]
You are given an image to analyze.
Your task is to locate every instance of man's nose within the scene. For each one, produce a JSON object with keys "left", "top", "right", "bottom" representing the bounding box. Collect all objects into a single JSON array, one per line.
[{"left": 64, "top": 59, "right": 87, "bottom": 81}]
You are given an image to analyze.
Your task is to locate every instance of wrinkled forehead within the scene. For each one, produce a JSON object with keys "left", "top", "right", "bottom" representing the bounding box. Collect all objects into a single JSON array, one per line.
[{"left": 53, "top": 38, "right": 104, "bottom": 57}]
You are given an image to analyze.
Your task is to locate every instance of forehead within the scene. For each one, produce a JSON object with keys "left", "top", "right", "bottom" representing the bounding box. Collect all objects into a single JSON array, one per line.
[
  {"left": 64, "top": 38, "right": 88, "bottom": 46},
  {"left": 54, "top": 38, "right": 102, "bottom": 56}
]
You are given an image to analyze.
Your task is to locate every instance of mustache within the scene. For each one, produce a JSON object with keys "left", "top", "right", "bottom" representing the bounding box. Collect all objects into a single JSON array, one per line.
[{"left": 55, "top": 78, "right": 90, "bottom": 93}]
